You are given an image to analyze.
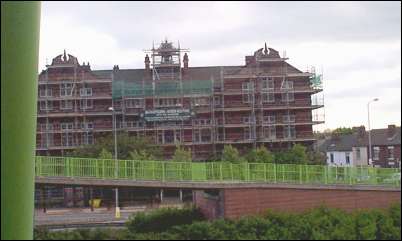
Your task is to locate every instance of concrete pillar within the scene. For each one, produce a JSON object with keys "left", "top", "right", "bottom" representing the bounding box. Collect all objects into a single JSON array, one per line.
[
  {"left": 179, "top": 189, "right": 183, "bottom": 202},
  {"left": 1, "top": 2, "right": 41, "bottom": 240},
  {"left": 160, "top": 189, "right": 164, "bottom": 203}
]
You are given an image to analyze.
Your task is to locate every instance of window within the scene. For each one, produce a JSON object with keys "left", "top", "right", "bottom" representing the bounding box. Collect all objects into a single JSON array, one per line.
[
  {"left": 80, "top": 99, "right": 93, "bottom": 109},
  {"left": 126, "top": 99, "right": 143, "bottom": 108},
  {"left": 81, "top": 122, "right": 93, "bottom": 130},
  {"left": 60, "top": 100, "right": 73, "bottom": 110},
  {"left": 193, "top": 129, "right": 200, "bottom": 143},
  {"left": 243, "top": 116, "right": 252, "bottom": 124},
  {"left": 281, "top": 92, "right": 294, "bottom": 102},
  {"left": 262, "top": 93, "right": 275, "bottom": 103},
  {"left": 283, "top": 114, "right": 296, "bottom": 123},
  {"left": 80, "top": 88, "right": 92, "bottom": 97},
  {"left": 263, "top": 115, "right": 276, "bottom": 124},
  {"left": 242, "top": 82, "right": 253, "bottom": 91},
  {"left": 81, "top": 132, "right": 93, "bottom": 145},
  {"left": 156, "top": 98, "right": 181, "bottom": 107},
  {"left": 201, "top": 129, "right": 211, "bottom": 142},
  {"left": 193, "top": 97, "right": 209, "bottom": 106},
  {"left": 39, "top": 101, "right": 53, "bottom": 111},
  {"left": 262, "top": 77, "right": 274, "bottom": 90},
  {"left": 263, "top": 126, "right": 276, "bottom": 139},
  {"left": 281, "top": 81, "right": 294, "bottom": 90},
  {"left": 388, "top": 146, "right": 394, "bottom": 160},
  {"left": 244, "top": 127, "right": 251, "bottom": 140},
  {"left": 283, "top": 125, "right": 296, "bottom": 139},
  {"left": 40, "top": 123, "right": 53, "bottom": 131},
  {"left": 356, "top": 148, "right": 361, "bottom": 161},
  {"left": 61, "top": 132, "right": 74, "bottom": 147},
  {"left": 346, "top": 152, "right": 350, "bottom": 164},
  {"left": 243, "top": 94, "right": 251, "bottom": 103},
  {"left": 61, "top": 122, "right": 74, "bottom": 130},
  {"left": 330, "top": 153, "right": 334, "bottom": 163},
  {"left": 373, "top": 146, "right": 380, "bottom": 160},
  {"left": 214, "top": 96, "right": 221, "bottom": 106},
  {"left": 60, "top": 83, "right": 73, "bottom": 96},
  {"left": 40, "top": 88, "right": 52, "bottom": 97}
]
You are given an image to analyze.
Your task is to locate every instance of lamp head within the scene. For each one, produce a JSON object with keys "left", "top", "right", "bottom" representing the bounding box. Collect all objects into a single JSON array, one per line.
[
  {"left": 108, "top": 107, "right": 114, "bottom": 111},
  {"left": 373, "top": 98, "right": 379, "bottom": 101}
]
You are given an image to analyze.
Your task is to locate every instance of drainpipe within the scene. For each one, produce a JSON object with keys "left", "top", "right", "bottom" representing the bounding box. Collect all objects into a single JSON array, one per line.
[{"left": 1, "top": 2, "right": 41, "bottom": 240}]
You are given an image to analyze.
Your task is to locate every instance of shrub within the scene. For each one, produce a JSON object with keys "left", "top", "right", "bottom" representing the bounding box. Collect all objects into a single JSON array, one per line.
[{"left": 126, "top": 207, "right": 205, "bottom": 234}]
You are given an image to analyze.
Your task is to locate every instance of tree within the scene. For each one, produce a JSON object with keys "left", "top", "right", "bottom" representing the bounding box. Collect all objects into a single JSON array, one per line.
[
  {"left": 129, "top": 149, "right": 155, "bottom": 161},
  {"left": 274, "top": 144, "right": 308, "bottom": 165},
  {"left": 332, "top": 127, "right": 354, "bottom": 136},
  {"left": 307, "top": 150, "right": 327, "bottom": 165},
  {"left": 98, "top": 148, "right": 113, "bottom": 159},
  {"left": 68, "top": 133, "right": 162, "bottom": 160},
  {"left": 245, "top": 146, "right": 274, "bottom": 163},
  {"left": 172, "top": 145, "right": 192, "bottom": 162},
  {"left": 221, "top": 145, "right": 243, "bottom": 163}
]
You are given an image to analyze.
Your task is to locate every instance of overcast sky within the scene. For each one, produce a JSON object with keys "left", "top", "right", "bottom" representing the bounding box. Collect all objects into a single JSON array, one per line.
[{"left": 39, "top": 1, "right": 401, "bottom": 131}]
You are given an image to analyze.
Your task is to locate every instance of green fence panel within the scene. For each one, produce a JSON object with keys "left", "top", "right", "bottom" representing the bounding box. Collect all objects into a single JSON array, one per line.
[{"left": 34, "top": 156, "right": 401, "bottom": 187}]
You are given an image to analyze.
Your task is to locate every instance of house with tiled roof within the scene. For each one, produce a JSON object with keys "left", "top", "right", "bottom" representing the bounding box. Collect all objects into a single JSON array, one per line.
[{"left": 320, "top": 125, "right": 401, "bottom": 168}]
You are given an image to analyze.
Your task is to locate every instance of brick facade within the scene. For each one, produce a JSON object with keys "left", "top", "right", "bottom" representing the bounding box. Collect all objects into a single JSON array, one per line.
[
  {"left": 36, "top": 42, "right": 324, "bottom": 159},
  {"left": 194, "top": 187, "right": 401, "bottom": 219}
]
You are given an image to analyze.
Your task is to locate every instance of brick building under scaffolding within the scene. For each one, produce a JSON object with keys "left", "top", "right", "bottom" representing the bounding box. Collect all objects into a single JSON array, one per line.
[{"left": 36, "top": 40, "right": 324, "bottom": 160}]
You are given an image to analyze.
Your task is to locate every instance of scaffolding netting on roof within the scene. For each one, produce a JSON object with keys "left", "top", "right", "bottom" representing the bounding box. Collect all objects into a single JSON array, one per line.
[
  {"left": 112, "top": 79, "right": 213, "bottom": 99},
  {"left": 310, "top": 73, "right": 322, "bottom": 89}
]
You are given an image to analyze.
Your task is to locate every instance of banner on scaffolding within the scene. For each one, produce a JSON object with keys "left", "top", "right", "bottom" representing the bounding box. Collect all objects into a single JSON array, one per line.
[{"left": 142, "top": 109, "right": 193, "bottom": 122}]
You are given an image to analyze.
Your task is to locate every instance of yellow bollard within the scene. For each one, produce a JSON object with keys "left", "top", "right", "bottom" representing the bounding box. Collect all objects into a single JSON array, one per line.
[{"left": 115, "top": 207, "right": 121, "bottom": 219}]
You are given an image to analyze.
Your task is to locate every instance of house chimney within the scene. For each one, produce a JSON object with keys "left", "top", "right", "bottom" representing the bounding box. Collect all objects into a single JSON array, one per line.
[
  {"left": 356, "top": 126, "right": 366, "bottom": 138},
  {"left": 183, "top": 53, "right": 189, "bottom": 69},
  {"left": 145, "top": 54, "right": 150, "bottom": 70},
  {"left": 388, "top": 124, "right": 396, "bottom": 138}
]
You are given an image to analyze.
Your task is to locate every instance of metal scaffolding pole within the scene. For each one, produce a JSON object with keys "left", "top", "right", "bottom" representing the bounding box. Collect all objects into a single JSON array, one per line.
[{"left": 1, "top": 2, "right": 41, "bottom": 240}]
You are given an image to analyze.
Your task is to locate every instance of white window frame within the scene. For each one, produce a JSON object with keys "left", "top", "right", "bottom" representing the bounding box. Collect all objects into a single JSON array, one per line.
[
  {"left": 283, "top": 125, "right": 296, "bottom": 139},
  {"left": 80, "top": 99, "right": 93, "bottom": 110},
  {"left": 387, "top": 146, "right": 394, "bottom": 160},
  {"left": 61, "top": 122, "right": 74, "bottom": 130},
  {"left": 242, "top": 94, "right": 251, "bottom": 103},
  {"left": 262, "top": 93, "right": 275, "bottom": 103},
  {"left": 281, "top": 92, "right": 294, "bottom": 102},
  {"left": 40, "top": 101, "right": 53, "bottom": 111},
  {"left": 281, "top": 80, "right": 294, "bottom": 90},
  {"left": 263, "top": 115, "right": 276, "bottom": 124},
  {"left": 373, "top": 146, "right": 380, "bottom": 160},
  {"left": 60, "top": 83, "right": 73, "bottom": 97},
  {"left": 60, "top": 100, "right": 73, "bottom": 110},
  {"left": 262, "top": 77, "right": 274, "bottom": 90},
  {"left": 345, "top": 152, "right": 351, "bottom": 165},
  {"left": 80, "top": 87, "right": 92, "bottom": 97},
  {"left": 283, "top": 114, "right": 296, "bottom": 123},
  {"left": 40, "top": 88, "right": 52, "bottom": 97}
]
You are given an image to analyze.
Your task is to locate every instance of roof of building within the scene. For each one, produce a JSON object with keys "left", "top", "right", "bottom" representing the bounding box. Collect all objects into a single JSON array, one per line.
[
  {"left": 320, "top": 126, "right": 401, "bottom": 153},
  {"left": 360, "top": 127, "right": 401, "bottom": 146},
  {"left": 320, "top": 134, "right": 361, "bottom": 152}
]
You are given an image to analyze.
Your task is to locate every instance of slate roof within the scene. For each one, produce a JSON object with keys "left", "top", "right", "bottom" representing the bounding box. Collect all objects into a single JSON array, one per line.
[{"left": 319, "top": 127, "right": 401, "bottom": 153}]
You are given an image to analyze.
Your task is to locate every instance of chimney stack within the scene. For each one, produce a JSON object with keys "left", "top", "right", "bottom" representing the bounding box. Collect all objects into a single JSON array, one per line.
[
  {"left": 145, "top": 54, "right": 150, "bottom": 70},
  {"left": 387, "top": 124, "right": 396, "bottom": 138},
  {"left": 183, "top": 53, "right": 189, "bottom": 69}
]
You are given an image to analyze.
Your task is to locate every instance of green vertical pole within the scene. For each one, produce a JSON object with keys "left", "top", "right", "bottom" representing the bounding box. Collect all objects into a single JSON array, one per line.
[
  {"left": 299, "top": 165, "right": 303, "bottom": 184},
  {"left": 219, "top": 163, "right": 223, "bottom": 181},
  {"left": 1, "top": 2, "right": 41, "bottom": 240}
]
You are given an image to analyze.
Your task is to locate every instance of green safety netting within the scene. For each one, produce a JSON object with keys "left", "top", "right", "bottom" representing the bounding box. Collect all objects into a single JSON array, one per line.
[
  {"left": 112, "top": 79, "right": 213, "bottom": 99},
  {"left": 310, "top": 74, "right": 322, "bottom": 88}
]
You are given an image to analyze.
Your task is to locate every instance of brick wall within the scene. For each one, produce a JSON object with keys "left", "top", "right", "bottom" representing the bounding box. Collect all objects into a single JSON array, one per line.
[
  {"left": 223, "top": 188, "right": 401, "bottom": 219},
  {"left": 194, "top": 187, "right": 401, "bottom": 220}
]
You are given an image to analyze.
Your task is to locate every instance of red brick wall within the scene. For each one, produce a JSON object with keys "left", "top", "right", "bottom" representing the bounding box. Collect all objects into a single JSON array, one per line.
[{"left": 223, "top": 188, "right": 401, "bottom": 219}]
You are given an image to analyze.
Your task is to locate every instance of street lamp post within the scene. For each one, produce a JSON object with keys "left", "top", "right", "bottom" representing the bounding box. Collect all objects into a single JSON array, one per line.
[
  {"left": 108, "top": 106, "right": 120, "bottom": 218},
  {"left": 367, "top": 98, "right": 379, "bottom": 167}
]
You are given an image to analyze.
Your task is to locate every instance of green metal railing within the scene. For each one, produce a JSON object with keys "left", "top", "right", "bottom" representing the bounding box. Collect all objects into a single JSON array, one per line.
[{"left": 35, "top": 156, "right": 401, "bottom": 187}]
